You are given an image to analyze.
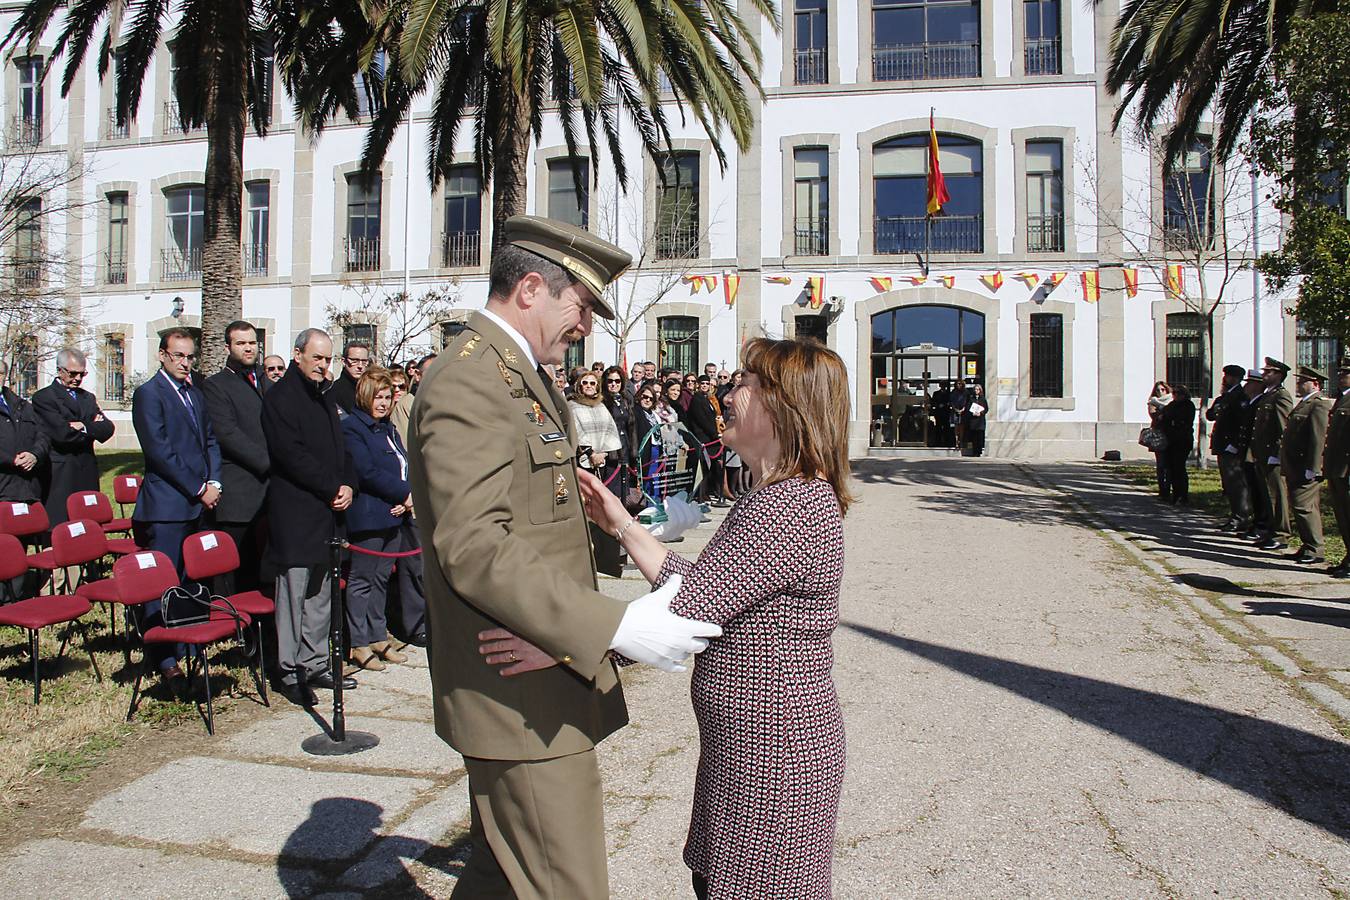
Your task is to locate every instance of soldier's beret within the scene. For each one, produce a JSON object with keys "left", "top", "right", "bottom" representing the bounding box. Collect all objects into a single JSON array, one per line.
[
  {"left": 1297, "top": 365, "right": 1326, "bottom": 382},
  {"left": 499, "top": 215, "right": 632, "bottom": 320},
  {"left": 1222, "top": 364, "right": 1246, "bottom": 380},
  {"left": 1262, "top": 357, "right": 1291, "bottom": 375}
]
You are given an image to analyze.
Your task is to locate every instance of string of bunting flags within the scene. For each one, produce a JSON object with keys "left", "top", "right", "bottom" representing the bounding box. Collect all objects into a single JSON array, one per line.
[{"left": 680, "top": 266, "right": 1189, "bottom": 308}]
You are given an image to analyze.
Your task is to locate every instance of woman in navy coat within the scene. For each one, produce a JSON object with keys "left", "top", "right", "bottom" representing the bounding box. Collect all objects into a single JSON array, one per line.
[{"left": 340, "top": 368, "right": 414, "bottom": 671}]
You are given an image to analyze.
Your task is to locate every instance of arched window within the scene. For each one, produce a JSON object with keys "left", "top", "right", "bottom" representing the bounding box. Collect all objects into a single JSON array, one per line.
[{"left": 873, "top": 134, "right": 982, "bottom": 253}]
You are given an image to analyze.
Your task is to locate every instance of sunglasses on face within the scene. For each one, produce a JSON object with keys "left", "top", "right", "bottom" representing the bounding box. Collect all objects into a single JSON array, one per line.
[
  {"left": 265, "top": 365, "right": 285, "bottom": 372},
  {"left": 605, "top": 377, "right": 623, "bottom": 384}
]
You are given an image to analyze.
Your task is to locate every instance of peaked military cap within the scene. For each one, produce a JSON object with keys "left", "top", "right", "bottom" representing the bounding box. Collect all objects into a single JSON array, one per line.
[
  {"left": 500, "top": 215, "right": 632, "bottom": 320},
  {"left": 1261, "top": 357, "right": 1291, "bottom": 375},
  {"left": 1245, "top": 368, "right": 1263, "bottom": 381},
  {"left": 1297, "top": 365, "right": 1326, "bottom": 382},
  {"left": 1222, "top": 364, "right": 1246, "bottom": 380}
]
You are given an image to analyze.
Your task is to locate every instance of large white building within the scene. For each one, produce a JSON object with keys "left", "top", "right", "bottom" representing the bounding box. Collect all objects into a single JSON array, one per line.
[{"left": 0, "top": 0, "right": 1336, "bottom": 458}]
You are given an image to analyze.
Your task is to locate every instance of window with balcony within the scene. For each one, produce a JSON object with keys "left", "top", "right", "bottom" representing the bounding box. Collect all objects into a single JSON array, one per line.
[
  {"left": 104, "top": 334, "right": 126, "bottom": 403},
  {"left": 443, "top": 165, "right": 482, "bottom": 267},
  {"left": 345, "top": 174, "right": 382, "bottom": 271},
  {"left": 1297, "top": 320, "right": 1343, "bottom": 375},
  {"left": 354, "top": 51, "right": 387, "bottom": 119},
  {"left": 1026, "top": 140, "right": 1064, "bottom": 252},
  {"left": 1162, "top": 138, "right": 1215, "bottom": 251},
  {"left": 14, "top": 198, "right": 41, "bottom": 289},
  {"left": 793, "top": 147, "right": 829, "bottom": 255},
  {"left": 1029, "top": 313, "right": 1063, "bottom": 397},
  {"left": 874, "top": 134, "right": 983, "bottom": 253},
  {"left": 547, "top": 158, "right": 589, "bottom": 229},
  {"left": 655, "top": 152, "right": 700, "bottom": 260},
  {"left": 344, "top": 323, "right": 377, "bottom": 352},
  {"left": 107, "top": 192, "right": 129, "bottom": 284},
  {"left": 872, "top": 0, "right": 979, "bottom": 81},
  {"left": 1023, "top": 0, "right": 1061, "bottom": 75},
  {"left": 164, "top": 47, "right": 202, "bottom": 134},
  {"left": 658, "top": 316, "right": 699, "bottom": 373},
  {"left": 106, "top": 51, "right": 132, "bottom": 138},
  {"left": 441, "top": 321, "right": 468, "bottom": 346},
  {"left": 245, "top": 181, "right": 269, "bottom": 276},
  {"left": 13, "top": 57, "right": 42, "bottom": 147},
  {"left": 794, "top": 0, "right": 829, "bottom": 84},
  {"left": 1165, "top": 312, "right": 1206, "bottom": 396},
  {"left": 13, "top": 335, "right": 38, "bottom": 399},
  {"left": 164, "top": 186, "right": 204, "bottom": 280}
]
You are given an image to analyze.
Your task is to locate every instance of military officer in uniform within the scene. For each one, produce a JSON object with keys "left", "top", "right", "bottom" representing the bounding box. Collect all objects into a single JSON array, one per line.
[
  {"left": 1206, "top": 364, "right": 1253, "bottom": 532},
  {"left": 1324, "top": 358, "right": 1350, "bottom": 577},
  {"left": 1280, "top": 366, "right": 1333, "bottom": 564},
  {"left": 408, "top": 216, "right": 719, "bottom": 900},
  {"left": 1249, "top": 358, "right": 1295, "bottom": 551}
]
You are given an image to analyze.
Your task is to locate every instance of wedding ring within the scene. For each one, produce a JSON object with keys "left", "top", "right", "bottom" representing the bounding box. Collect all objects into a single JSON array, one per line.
[{"left": 508, "top": 652, "right": 518, "bottom": 662}]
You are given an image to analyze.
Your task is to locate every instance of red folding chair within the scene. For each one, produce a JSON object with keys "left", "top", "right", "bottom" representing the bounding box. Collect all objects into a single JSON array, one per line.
[
  {"left": 183, "top": 530, "right": 274, "bottom": 706},
  {"left": 112, "top": 475, "right": 141, "bottom": 519},
  {"left": 28, "top": 520, "right": 109, "bottom": 592},
  {"left": 0, "top": 500, "right": 50, "bottom": 547},
  {"left": 66, "top": 491, "right": 134, "bottom": 540},
  {"left": 0, "top": 534, "right": 101, "bottom": 703},
  {"left": 120, "top": 550, "right": 252, "bottom": 735}
]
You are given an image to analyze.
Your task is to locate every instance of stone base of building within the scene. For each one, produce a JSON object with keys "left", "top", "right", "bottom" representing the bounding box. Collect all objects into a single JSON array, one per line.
[{"left": 850, "top": 420, "right": 1158, "bottom": 461}]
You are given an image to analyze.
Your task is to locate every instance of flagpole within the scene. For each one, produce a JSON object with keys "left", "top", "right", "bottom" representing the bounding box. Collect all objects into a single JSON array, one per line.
[{"left": 924, "top": 106, "right": 934, "bottom": 277}]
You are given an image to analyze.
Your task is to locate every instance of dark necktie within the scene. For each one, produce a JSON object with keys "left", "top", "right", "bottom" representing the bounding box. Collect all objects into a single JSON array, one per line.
[
  {"left": 179, "top": 383, "right": 199, "bottom": 430},
  {"left": 247, "top": 371, "right": 258, "bottom": 391},
  {"left": 67, "top": 388, "right": 78, "bottom": 402},
  {"left": 0, "top": 394, "right": 10, "bottom": 418}
]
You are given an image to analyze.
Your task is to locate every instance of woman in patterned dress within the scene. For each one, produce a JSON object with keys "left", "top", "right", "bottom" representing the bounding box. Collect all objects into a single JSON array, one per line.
[{"left": 482, "top": 337, "right": 853, "bottom": 899}]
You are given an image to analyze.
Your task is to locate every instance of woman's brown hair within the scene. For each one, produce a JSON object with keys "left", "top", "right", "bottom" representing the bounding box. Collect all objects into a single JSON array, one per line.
[
  {"left": 741, "top": 337, "right": 855, "bottom": 515},
  {"left": 355, "top": 367, "right": 395, "bottom": 416}
]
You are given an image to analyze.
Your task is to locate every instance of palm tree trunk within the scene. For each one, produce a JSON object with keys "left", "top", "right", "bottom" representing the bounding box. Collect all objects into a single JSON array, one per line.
[
  {"left": 198, "top": 0, "right": 249, "bottom": 373},
  {"left": 490, "top": 81, "right": 533, "bottom": 255}
]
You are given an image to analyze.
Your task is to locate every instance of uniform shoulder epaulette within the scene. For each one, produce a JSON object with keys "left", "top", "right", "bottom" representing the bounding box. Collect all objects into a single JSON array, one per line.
[{"left": 449, "top": 329, "right": 487, "bottom": 362}]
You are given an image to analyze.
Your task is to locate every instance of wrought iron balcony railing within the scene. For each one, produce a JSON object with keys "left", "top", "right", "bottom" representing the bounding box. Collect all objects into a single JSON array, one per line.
[
  {"left": 105, "top": 251, "right": 128, "bottom": 285},
  {"left": 11, "top": 257, "right": 41, "bottom": 288},
  {"left": 8, "top": 116, "right": 41, "bottom": 149},
  {"left": 244, "top": 242, "right": 268, "bottom": 277},
  {"left": 794, "top": 48, "right": 828, "bottom": 85},
  {"left": 655, "top": 221, "right": 700, "bottom": 259},
  {"left": 1023, "top": 37, "right": 1061, "bottom": 75},
  {"left": 344, "top": 236, "right": 381, "bottom": 272},
  {"left": 443, "top": 230, "right": 482, "bottom": 267},
  {"left": 161, "top": 246, "right": 203, "bottom": 281},
  {"left": 106, "top": 109, "right": 131, "bottom": 139},
  {"left": 162, "top": 101, "right": 203, "bottom": 134},
  {"left": 794, "top": 217, "right": 829, "bottom": 256},
  {"left": 1026, "top": 213, "right": 1065, "bottom": 253},
  {"left": 1162, "top": 209, "right": 1214, "bottom": 251},
  {"left": 872, "top": 42, "right": 979, "bottom": 81},
  {"left": 874, "top": 214, "right": 983, "bottom": 254}
]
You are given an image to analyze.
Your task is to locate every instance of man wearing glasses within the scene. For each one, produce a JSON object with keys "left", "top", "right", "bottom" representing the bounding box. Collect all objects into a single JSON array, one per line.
[
  {"left": 33, "top": 347, "right": 115, "bottom": 524},
  {"left": 263, "top": 355, "right": 286, "bottom": 383},
  {"left": 327, "top": 340, "right": 371, "bottom": 417}
]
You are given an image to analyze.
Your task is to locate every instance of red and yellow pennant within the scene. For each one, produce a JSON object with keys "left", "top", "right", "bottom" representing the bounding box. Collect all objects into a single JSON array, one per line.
[
  {"left": 1123, "top": 268, "right": 1139, "bottom": 298},
  {"left": 979, "top": 272, "right": 1004, "bottom": 293},
  {"left": 704, "top": 275, "right": 718, "bottom": 293},
  {"left": 1014, "top": 271, "right": 1040, "bottom": 289},
  {"left": 765, "top": 275, "right": 793, "bottom": 285},
  {"left": 907, "top": 274, "right": 928, "bottom": 287},
  {"left": 722, "top": 273, "right": 740, "bottom": 307},
  {"left": 870, "top": 276, "right": 893, "bottom": 293},
  {"left": 807, "top": 276, "right": 825, "bottom": 309},
  {"left": 1081, "top": 270, "right": 1100, "bottom": 303},
  {"left": 939, "top": 275, "right": 955, "bottom": 289},
  {"left": 682, "top": 274, "right": 705, "bottom": 293},
  {"left": 1165, "top": 264, "right": 1184, "bottom": 298},
  {"left": 1048, "top": 272, "right": 1067, "bottom": 290}
]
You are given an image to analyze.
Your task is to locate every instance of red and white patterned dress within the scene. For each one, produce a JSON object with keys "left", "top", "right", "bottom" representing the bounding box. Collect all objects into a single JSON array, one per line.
[{"left": 656, "top": 476, "right": 846, "bottom": 899}]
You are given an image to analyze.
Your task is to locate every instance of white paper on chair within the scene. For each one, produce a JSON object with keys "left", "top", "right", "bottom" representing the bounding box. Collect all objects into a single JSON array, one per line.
[
  {"left": 83, "top": 494, "right": 97, "bottom": 506},
  {"left": 127, "top": 477, "right": 138, "bottom": 486},
  {"left": 200, "top": 533, "right": 218, "bottom": 550},
  {"left": 69, "top": 522, "right": 85, "bottom": 536},
  {"left": 136, "top": 552, "right": 156, "bottom": 569},
  {"left": 12, "top": 503, "right": 26, "bottom": 515}
]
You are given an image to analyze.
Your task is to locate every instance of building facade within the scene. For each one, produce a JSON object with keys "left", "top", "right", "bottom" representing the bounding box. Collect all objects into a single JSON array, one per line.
[{"left": 0, "top": 0, "right": 1335, "bottom": 458}]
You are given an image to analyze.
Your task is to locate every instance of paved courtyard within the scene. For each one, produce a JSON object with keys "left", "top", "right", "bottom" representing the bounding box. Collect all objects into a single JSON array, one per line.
[{"left": 4, "top": 459, "right": 1348, "bottom": 897}]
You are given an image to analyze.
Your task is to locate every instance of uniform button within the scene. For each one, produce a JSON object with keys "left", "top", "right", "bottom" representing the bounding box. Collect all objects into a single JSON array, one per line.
[
  {"left": 554, "top": 449, "right": 563, "bottom": 459},
  {"left": 560, "top": 655, "right": 573, "bottom": 665}
]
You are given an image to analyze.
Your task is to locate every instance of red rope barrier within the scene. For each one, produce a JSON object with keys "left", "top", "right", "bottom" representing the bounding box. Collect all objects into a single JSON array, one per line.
[{"left": 344, "top": 542, "right": 423, "bottom": 559}]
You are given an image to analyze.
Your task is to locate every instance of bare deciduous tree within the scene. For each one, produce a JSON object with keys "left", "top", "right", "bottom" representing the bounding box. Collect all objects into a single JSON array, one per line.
[{"left": 326, "top": 282, "right": 462, "bottom": 367}]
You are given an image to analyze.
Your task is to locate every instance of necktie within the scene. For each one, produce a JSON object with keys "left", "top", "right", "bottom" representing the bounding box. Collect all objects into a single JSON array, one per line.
[
  {"left": 180, "top": 383, "right": 198, "bottom": 429},
  {"left": 247, "top": 371, "right": 258, "bottom": 390},
  {"left": 67, "top": 389, "right": 78, "bottom": 402},
  {"left": 0, "top": 394, "right": 10, "bottom": 418}
]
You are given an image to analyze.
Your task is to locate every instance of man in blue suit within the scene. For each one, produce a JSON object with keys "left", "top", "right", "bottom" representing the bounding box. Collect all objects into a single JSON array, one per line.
[{"left": 131, "top": 327, "right": 222, "bottom": 682}]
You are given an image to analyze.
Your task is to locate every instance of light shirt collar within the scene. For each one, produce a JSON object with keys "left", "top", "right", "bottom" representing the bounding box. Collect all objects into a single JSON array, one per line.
[
  {"left": 1298, "top": 389, "right": 1322, "bottom": 405},
  {"left": 480, "top": 308, "right": 538, "bottom": 371},
  {"left": 159, "top": 369, "right": 189, "bottom": 390}
]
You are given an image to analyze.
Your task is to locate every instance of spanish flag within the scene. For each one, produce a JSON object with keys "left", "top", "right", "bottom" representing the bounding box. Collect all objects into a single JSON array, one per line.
[
  {"left": 870, "top": 276, "right": 893, "bottom": 293},
  {"left": 1165, "top": 264, "right": 1184, "bottom": 297},
  {"left": 939, "top": 275, "right": 955, "bottom": 289},
  {"left": 1014, "top": 271, "right": 1040, "bottom": 289},
  {"left": 765, "top": 275, "right": 793, "bottom": 285},
  {"left": 722, "top": 273, "right": 740, "bottom": 307},
  {"left": 1123, "top": 268, "right": 1139, "bottom": 298},
  {"left": 683, "top": 274, "right": 704, "bottom": 293},
  {"left": 1081, "top": 270, "right": 1100, "bottom": 303},
  {"left": 807, "top": 276, "right": 825, "bottom": 309},
  {"left": 979, "top": 272, "right": 1004, "bottom": 293},
  {"left": 926, "top": 113, "right": 950, "bottom": 216},
  {"left": 1048, "top": 272, "right": 1067, "bottom": 290},
  {"left": 907, "top": 275, "right": 928, "bottom": 287}
]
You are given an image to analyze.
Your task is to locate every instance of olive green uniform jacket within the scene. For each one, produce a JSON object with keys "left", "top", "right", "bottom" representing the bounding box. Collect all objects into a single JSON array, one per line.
[
  {"left": 408, "top": 313, "right": 628, "bottom": 761},
  {"left": 1247, "top": 386, "right": 1295, "bottom": 464},
  {"left": 1281, "top": 393, "right": 1333, "bottom": 479},
  {"left": 1323, "top": 389, "right": 1350, "bottom": 480}
]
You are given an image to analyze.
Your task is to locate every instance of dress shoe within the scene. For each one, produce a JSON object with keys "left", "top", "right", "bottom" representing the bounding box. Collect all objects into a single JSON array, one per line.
[
  {"left": 160, "top": 663, "right": 188, "bottom": 699},
  {"left": 385, "top": 631, "right": 409, "bottom": 651},
  {"left": 1329, "top": 565, "right": 1350, "bottom": 578},
  {"left": 1259, "top": 538, "right": 1288, "bottom": 551},
  {"left": 1295, "top": 552, "right": 1325, "bottom": 565},
  {"left": 1250, "top": 534, "right": 1271, "bottom": 547},
  {"left": 278, "top": 681, "right": 318, "bottom": 707},
  {"left": 405, "top": 631, "right": 428, "bottom": 648},
  {"left": 308, "top": 670, "right": 358, "bottom": 691},
  {"left": 351, "top": 646, "right": 386, "bottom": 671},
  {"left": 370, "top": 640, "right": 407, "bottom": 664}
]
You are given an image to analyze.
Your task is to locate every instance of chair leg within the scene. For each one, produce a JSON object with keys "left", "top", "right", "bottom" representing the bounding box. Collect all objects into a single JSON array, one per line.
[
  {"left": 200, "top": 645, "right": 215, "bottom": 736},
  {"left": 29, "top": 629, "right": 40, "bottom": 704},
  {"left": 80, "top": 622, "right": 102, "bottom": 683},
  {"left": 126, "top": 655, "right": 147, "bottom": 722},
  {"left": 251, "top": 621, "right": 269, "bottom": 707},
  {"left": 54, "top": 625, "right": 71, "bottom": 662}
]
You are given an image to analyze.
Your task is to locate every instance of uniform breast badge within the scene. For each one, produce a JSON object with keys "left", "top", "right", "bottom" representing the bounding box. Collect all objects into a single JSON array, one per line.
[
  {"left": 527, "top": 402, "right": 546, "bottom": 426},
  {"left": 497, "top": 361, "right": 514, "bottom": 386},
  {"left": 554, "top": 473, "right": 570, "bottom": 505}
]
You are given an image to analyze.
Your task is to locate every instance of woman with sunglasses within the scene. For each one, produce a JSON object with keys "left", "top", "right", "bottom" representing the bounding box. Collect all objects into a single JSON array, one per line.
[
  {"left": 568, "top": 371, "right": 623, "bottom": 489},
  {"left": 601, "top": 366, "right": 637, "bottom": 501}
]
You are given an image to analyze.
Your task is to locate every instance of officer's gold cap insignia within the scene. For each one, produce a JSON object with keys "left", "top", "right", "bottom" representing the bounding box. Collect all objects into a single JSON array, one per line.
[
  {"left": 497, "top": 361, "right": 513, "bottom": 386},
  {"left": 503, "top": 349, "right": 519, "bottom": 364},
  {"left": 554, "top": 473, "right": 569, "bottom": 505}
]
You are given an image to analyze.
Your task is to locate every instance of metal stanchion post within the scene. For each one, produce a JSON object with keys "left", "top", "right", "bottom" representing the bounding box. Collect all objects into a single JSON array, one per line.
[{"left": 302, "top": 537, "right": 379, "bottom": 756}]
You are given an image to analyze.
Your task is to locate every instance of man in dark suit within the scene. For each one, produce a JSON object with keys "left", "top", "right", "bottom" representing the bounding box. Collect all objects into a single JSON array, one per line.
[
  {"left": 326, "top": 339, "right": 371, "bottom": 417},
  {"left": 33, "top": 348, "right": 115, "bottom": 524},
  {"left": 131, "top": 327, "right": 222, "bottom": 681},
  {"left": 0, "top": 360, "right": 49, "bottom": 504},
  {"left": 202, "top": 321, "right": 269, "bottom": 593},
  {"left": 262, "top": 328, "right": 357, "bottom": 705},
  {"left": 1206, "top": 364, "right": 1253, "bottom": 531},
  {"left": 686, "top": 374, "right": 724, "bottom": 505}
]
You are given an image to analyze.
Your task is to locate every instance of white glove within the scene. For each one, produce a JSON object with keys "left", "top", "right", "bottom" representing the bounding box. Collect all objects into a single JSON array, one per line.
[
  {"left": 1225, "top": 444, "right": 1237, "bottom": 454},
  {"left": 1267, "top": 456, "right": 1280, "bottom": 466},
  {"left": 1305, "top": 468, "right": 1316, "bottom": 481},
  {"left": 609, "top": 575, "right": 722, "bottom": 673}
]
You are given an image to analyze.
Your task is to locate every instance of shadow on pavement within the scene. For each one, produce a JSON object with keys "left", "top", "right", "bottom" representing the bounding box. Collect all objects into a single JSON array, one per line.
[
  {"left": 280, "top": 797, "right": 436, "bottom": 898},
  {"left": 1240, "top": 601, "right": 1350, "bottom": 629},
  {"left": 843, "top": 624, "right": 1350, "bottom": 842},
  {"left": 1172, "top": 573, "right": 1305, "bottom": 600}
]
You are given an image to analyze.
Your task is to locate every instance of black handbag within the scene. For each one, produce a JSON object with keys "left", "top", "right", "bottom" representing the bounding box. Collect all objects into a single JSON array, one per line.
[{"left": 161, "top": 584, "right": 242, "bottom": 629}]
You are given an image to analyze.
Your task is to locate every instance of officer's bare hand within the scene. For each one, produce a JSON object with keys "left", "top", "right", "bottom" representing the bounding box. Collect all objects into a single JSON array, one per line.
[
  {"left": 577, "top": 469, "right": 627, "bottom": 533},
  {"left": 13, "top": 452, "right": 35, "bottom": 471},
  {"left": 478, "top": 628, "right": 558, "bottom": 676},
  {"left": 332, "top": 485, "right": 353, "bottom": 510}
]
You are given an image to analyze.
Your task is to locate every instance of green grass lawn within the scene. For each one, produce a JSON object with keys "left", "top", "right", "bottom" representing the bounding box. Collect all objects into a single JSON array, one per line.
[
  {"left": 95, "top": 449, "right": 145, "bottom": 503},
  {"left": 1116, "top": 463, "right": 1347, "bottom": 565}
]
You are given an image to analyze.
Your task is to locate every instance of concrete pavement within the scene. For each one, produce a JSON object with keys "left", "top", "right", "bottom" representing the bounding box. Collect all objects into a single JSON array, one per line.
[{"left": 4, "top": 459, "right": 1348, "bottom": 897}]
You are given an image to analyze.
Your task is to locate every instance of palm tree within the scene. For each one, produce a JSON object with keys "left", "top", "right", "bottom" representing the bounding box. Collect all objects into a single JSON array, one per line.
[
  {"left": 275, "top": 0, "right": 776, "bottom": 246},
  {"left": 1104, "top": 0, "right": 1336, "bottom": 168},
  {"left": 3, "top": 0, "right": 275, "bottom": 371}
]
